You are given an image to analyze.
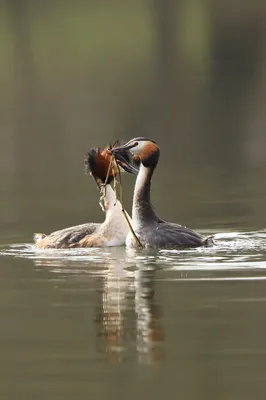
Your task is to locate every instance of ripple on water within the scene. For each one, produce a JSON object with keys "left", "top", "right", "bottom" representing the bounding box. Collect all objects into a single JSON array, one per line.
[{"left": 0, "top": 231, "right": 266, "bottom": 277}]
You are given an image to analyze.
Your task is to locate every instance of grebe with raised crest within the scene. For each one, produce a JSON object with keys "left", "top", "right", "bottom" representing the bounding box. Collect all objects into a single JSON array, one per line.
[
  {"left": 111, "top": 137, "right": 213, "bottom": 249},
  {"left": 34, "top": 144, "right": 136, "bottom": 249}
]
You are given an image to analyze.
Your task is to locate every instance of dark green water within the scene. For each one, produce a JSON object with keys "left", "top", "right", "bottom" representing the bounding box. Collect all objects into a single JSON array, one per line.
[
  {"left": 1, "top": 231, "right": 266, "bottom": 399},
  {"left": 1, "top": 1, "right": 266, "bottom": 398}
]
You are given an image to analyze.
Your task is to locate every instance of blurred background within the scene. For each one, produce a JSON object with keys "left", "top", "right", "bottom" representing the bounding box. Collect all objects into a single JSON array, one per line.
[
  {"left": 1, "top": 0, "right": 266, "bottom": 243},
  {"left": 2, "top": 3, "right": 266, "bottom": 399}
]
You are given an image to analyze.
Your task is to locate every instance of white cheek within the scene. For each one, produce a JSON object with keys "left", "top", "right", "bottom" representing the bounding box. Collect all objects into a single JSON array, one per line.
[{"left": 131, "top": 141, "right": 146, "bottom": 154}]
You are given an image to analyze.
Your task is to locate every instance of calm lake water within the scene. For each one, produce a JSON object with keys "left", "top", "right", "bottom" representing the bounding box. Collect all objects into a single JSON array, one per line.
[
  {"left": 1, "top": 2, "right": 266, "bottom": 398},
  {"left": 1, "top": 230, "right": 266, "bottom": 399}
]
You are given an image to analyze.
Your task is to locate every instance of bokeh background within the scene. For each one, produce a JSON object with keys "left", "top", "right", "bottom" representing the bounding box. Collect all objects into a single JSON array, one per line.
[
  {"left": 2, "top": 3, "right": 266, "bottom": 399},
  {"left": 1, "top": 0, "right": 266, "bottom": 243}
]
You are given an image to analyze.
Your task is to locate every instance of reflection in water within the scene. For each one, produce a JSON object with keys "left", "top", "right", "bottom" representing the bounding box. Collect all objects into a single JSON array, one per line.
[
  {"left": 135, "top": 267, "right": 164, "bottom": 364},
  {"left": 2, "top": 245, "right": 166, "bottom": 365},
  {"left": 95, "top": 264, "right": 132, "bottom": 364},
  {"left": 96, "top": 263, "right": 164, "bottom": 364},
  {"left": 1, "top": 229, "right": 266, "bottom": 373},
  {"left": 2, "top": 231, "right": 266, "bottom": 399}
]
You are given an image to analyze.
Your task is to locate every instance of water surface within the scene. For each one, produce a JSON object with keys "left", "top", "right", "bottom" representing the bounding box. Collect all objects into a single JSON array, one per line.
[
  {"left": 1, "top": 1, "right": 266, "bottom": 398},
  {"left": 1, "top": 231, "right": 266, "bottom": 399}
]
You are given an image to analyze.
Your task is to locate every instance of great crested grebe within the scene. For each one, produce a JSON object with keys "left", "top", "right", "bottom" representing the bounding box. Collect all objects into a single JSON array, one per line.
[
  {"left": 34, "top": 144, "right": 136, "bottom": 249},
  {"left": 111, "top": 137, "right": 213, "bottom": 249}
]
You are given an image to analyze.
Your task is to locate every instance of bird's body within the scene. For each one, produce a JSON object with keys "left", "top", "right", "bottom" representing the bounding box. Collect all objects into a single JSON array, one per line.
[
  {"left": 34, "top": 144, "right": 134, "bottom": 249},
  {"left": 34, "top": 186, "right": 129, "bottom": 249},
  {"left": 112, "top": 138, "right": 213, "bottom": 250}
]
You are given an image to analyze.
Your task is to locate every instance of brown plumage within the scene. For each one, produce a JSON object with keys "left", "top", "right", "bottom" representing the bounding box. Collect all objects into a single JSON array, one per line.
[
  {"left": 34, "top": 143, "right": 134, "bottom": 249},
  {"left": 85, "top": 143, "right": 133, "bottom": 185},
  {"left": 111, "top": 137, "right": 214, "bottom": 249},
  {"left": 85, "top": 146, "right": 114, "bottom": 185}
]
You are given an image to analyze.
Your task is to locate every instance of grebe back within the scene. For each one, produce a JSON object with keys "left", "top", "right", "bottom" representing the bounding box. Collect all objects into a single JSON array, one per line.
[
  {"left": 111, "top": 137, "right": 213, "bottom": 249},
  {"left": 34, "top": 144, "right": 136, "bottom": 249}
]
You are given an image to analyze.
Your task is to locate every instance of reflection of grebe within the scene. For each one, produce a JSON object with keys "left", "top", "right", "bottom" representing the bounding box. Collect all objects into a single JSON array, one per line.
[
  {"left": 135, "top": 267, "right": 164, "bottom": 364},
  {"left": 34, "top": 144, "right": 136, "bottom": 249},
  {"left": 31, "top": 253, "right": 164, "bottom": 364},
  {"left": 95, "top": 262, "right": 164, "bottom": 364},
  {"left": 96, "top": 264, "right": 134, "bottom": 364},
  {"left": 112, "top": 137, "right": 213, "bottom": 249}
]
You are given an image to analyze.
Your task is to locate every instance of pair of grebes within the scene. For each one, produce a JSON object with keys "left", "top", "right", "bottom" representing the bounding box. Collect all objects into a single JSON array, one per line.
[{"left": 35, "top": 137, "right": 213, "bottom": 250}]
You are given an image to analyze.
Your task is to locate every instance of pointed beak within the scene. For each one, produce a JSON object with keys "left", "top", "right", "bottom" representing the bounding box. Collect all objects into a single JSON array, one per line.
[
  {"left": 114, "top": 152, "right": 139, "bottom": 174},
  {"left": 111, "top": 141, "right": 135, "bottom": 153}
]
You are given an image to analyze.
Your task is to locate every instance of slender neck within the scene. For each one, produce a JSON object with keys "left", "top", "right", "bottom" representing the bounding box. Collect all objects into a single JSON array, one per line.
[
  {"left": 101, "top": 184, "right": 116, "bottom": 210},
  {"left": 103, "top": 182, "right": 115, "bottom": 198},
  {"left": 103, "top": 184, "right": 123, "bottom": 218},
  {"left": 132, "top": 163, "right": 157, "bottom": 224}
]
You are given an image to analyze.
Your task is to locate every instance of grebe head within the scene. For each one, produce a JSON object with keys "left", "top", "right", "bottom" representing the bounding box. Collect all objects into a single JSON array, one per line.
[
  {"left": 85, "top": 142, "right": 138, "bottom": 185},
  {"left": 111, "top": 137, "right": 160, "bottom": 169}
]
